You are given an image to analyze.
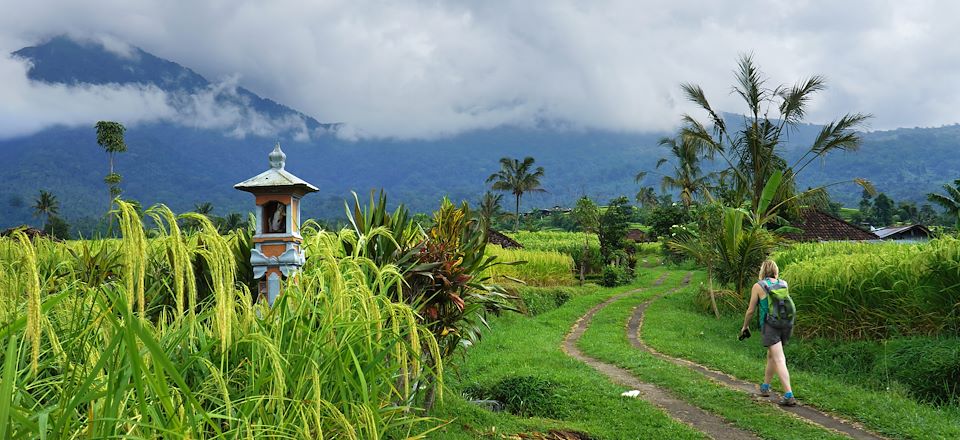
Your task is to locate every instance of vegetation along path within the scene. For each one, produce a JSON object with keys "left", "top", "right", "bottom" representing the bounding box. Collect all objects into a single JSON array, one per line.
[
  {"left": 563, "top": 272, "right": 761, "bottom": 440},
  {"left": 629, "top": 284, "right": 886, "bottom": 440}
]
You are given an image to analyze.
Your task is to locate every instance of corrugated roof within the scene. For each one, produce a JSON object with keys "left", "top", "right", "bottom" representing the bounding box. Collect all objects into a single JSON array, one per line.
[
  {"left": 873, "top": 224, "right": 930, "bottom": 239},
  {"left": 234, "top": 143, "right": 318, "bottom": 193}
]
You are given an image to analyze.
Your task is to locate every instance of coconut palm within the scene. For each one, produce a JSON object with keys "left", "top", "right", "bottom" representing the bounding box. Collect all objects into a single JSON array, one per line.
[
  {"left": 927, "top": 179, "right": 960, "bottom": 231},
  {"left": 194, "top": 202, "right": 214, "bottom": 217},
  {"left": 478, "top": 191, "right": 504, "bottom": 230},
  {"left": 655, "top": 135, "right": 712, "bottom": 207},
  {"left": 96, "top": 121, "right": 127, "bottom": 204},
  {"left": 486, "top": 156, "right": 546, "bottom": 232},
  {"left": 32, "top": 190, "right": 59, "bottom": 229},
  {"left": 635, "top": 186, "right": 659, "bottom": 209},
  {"left": 678, "top": 54, "right": 870, "bottom": 214}
]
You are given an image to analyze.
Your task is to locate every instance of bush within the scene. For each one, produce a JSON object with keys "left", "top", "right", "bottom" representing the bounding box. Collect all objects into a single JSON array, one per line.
[
  {"left": 466, "top": 375, "right": 567, "bottom": 418},
  {"left": 692, "top": 286, "right": 746, "bottom": 317},
  {"left": 883, "top": 337, "right": 960, "bottom": 405},
  {"left": 516, "top": 286, "right": 576, "bottom": 315},
  {"left": 600, "top": 264, "right": 633, "bottom": 287}
]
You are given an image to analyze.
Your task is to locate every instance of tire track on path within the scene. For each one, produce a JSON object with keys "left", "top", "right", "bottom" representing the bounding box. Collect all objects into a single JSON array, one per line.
[
  {"left": 628, "top": 285, "right": 887, "bottom": 440},
  {"left": 563, "top": 273, "right": 760, "bottom": 440}
]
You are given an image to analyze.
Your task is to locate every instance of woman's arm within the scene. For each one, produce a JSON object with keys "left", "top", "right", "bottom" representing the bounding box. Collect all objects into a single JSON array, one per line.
[{"left": 741, "top": 283, "right": 761, "bottom": 331}]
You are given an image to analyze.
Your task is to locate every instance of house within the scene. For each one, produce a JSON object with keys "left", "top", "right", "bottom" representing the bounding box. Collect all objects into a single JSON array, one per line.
[
  {"left": 782, "top": 209, "right": 878, "bottom": 242},
  {"left": 531, "top": 206, "right": 572, "bottom": 217},
  {"left": 873, "top": 224, "right": 932, "bottom": 242},
  {"left": 626, "top": 228, "right": 651, "bottom": 243}
]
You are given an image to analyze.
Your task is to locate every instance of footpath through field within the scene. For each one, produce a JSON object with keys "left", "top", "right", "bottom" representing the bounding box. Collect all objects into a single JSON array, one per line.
[
  {"left": 629, "top": 282, "right": 886, "bottom": 440},
  {"left": 563, "top": 272, "right": 760, "bottom": 440}
]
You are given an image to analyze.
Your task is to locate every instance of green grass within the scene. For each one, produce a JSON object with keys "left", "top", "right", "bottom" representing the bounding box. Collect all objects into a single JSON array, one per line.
[
  {"left": 641, "top": 273, "right": 960, "bottom": 439},
  {"left": 432, "top": 269, "right": 707, "bottom": 439},
  {"left": 576, "top": 270, "right": 846, "bottom": 440}
]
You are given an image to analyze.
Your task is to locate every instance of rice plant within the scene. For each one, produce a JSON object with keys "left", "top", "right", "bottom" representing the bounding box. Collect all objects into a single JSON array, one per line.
[
  {"left": 776, "top": 237, "right": 960, "bottom": 339},
  {"left": 0, "top": 201, "right": 441, "bottom": 438},
  {"left": 482, "top": 245, "right": 576, "bottom": 286}
]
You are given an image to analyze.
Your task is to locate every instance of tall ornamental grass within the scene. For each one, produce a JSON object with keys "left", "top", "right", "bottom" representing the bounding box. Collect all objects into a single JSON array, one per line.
[
  {"left": 0, "top": 201, "right": 440, "bottom": 438},
  {"left": 482, "top": 245, "right": 575, "bottom": 286},
  {"left": 777, "top": 237, "right": 960, "bottom": 339}
]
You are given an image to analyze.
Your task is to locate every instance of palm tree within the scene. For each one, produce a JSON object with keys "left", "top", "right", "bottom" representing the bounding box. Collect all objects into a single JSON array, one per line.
[
  {"left": 635, "top": 186, "right": 659, "bottom": 209},
  {"left": 478, "top": 191, "right": 503, "bottom": 230},
  {"left": 486, "top": 156, "right": 546, "bottom": 232},
  {"left": 655, "top": 135, "right": 712, "bottom": 207},
  {"left": 927, "top": 179, "right": 960, "bottom": 231},
  {"left": 572, "top": 196, "right": 600, "bottom": 286},
  {"left": 33, "top": 190, "right": 59, "bottom": 229},
  {"left": 679, "top": 54, "right": 870, "bottom": 214},
  {"left": 194, "top": 202, "right": 214, "bottom": 217},
  {"left": 96, "top": 121, "right": 127, "bottom": 205}
]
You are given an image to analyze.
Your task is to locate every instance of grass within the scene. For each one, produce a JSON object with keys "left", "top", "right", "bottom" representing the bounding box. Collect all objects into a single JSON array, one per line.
[
  {"left": 641, "top": 273, "right": 960, "bottom": 439},
  {"left": 432, "top": 270, "right": 707, "bottom": 439},
  {"left": 576, "top": 270, "right": 846, "bottom": 440}
]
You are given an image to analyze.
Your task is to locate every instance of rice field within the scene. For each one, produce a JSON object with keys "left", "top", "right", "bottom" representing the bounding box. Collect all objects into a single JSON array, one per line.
[
  {"left": 776, "top": 236, "right": 960, "bottom": 339},
  {"left": 0, "top": 202, "right": 441, "bottom": 438},
  {"left": 482, "top": 245, "right": 576, "bottom": 286}
]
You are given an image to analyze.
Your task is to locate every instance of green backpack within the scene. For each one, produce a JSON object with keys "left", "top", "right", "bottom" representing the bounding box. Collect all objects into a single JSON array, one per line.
[{"left": 760, "top": 278, "right": 795, "bottom": 328}]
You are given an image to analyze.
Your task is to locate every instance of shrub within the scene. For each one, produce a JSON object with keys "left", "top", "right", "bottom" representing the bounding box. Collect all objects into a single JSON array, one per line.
[
  {"left": 600, "top": 264, "right": 633, "bottom": 287},
  {"left": 466, "top": 375, "right": 566, "bottom": 418},
  {"left": 516, "top": 286, "right": 577, "bottom": 315}
]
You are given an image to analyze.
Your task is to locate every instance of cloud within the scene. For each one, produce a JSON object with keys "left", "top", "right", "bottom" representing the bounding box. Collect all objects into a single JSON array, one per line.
[
  {"left": 0, "top": 50, "right": 311, "bottom": 139},
  {"left": 2, "top": 0, "right": 960, "bottom": 139}
]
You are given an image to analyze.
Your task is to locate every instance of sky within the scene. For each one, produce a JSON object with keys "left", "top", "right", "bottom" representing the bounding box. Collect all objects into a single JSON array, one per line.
[{"left": 1, "top": 0, "right": 959, "bottom": 140}]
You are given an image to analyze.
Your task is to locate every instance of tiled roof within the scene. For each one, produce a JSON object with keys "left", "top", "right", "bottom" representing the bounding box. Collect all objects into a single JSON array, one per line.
[
  {"left": 783, "top": 209, "right": 877, "bottom": 242},
  {"left": 487, "top": 229, "right": 523, "bottom": 248}
]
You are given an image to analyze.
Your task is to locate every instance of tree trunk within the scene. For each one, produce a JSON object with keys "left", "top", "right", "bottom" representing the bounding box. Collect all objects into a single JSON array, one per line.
[
  {"left": 514, "top": 193, "right": 521, "bottom": 232},
  {"left": 707, "top": 266, "right": 719, "bottom": 319},
  {"left": 579, "top": 238, "right": 587, "bottom": 286}
]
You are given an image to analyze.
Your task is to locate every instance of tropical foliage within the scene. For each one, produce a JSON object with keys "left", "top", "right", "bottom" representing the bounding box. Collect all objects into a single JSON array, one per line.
[
  {"left": 0, "top": 201, "right": 443, "bottom": 438},
  {"left": 487, "top": 156, "right": 546, "bottom": 232}
]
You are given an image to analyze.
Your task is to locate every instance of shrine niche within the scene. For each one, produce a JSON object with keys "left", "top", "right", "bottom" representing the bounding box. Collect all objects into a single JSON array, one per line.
[
  {"left": 263, "top": 200, "right": 287, "bottom": 233},
  {"left": 234, "top": 143, "right": 318, "bottom": 305}
]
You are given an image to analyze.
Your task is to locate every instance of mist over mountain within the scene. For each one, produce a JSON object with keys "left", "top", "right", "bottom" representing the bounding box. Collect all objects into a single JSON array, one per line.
[{"left": 1, "top": 36, "right": 958, "bottom": 234}]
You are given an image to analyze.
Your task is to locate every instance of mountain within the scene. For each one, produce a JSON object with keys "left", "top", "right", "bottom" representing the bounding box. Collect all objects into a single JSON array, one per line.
[{"left": 1, "top": 36, "right": 958, "bottom": 235}]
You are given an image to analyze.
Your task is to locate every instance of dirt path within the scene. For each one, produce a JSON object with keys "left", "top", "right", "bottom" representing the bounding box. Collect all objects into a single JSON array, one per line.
[
  {"left": 563, "top": 273, "right": 760, "bottom": 440},
  {"left": 628, "top": 287, "right": 887, "bottom": 440}
]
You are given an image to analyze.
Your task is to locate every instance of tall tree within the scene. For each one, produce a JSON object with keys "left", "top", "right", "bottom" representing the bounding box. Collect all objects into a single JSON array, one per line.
[
  {"left": 32, "top": 190, "right": 59, "bottom": 229},
  {"left": 95, "top": 121, "right": 127, "bottom": 206},
  {"left": 679, "top": 54, "right": 870, "bottom": 216},
  {"left": 571, "top": 196, "right": 600, "bottom": 285},
  {"left": 927, "top": 178, "right": 960, "bottom": 231},
  {"left": 654, "top": 135, "right": 712, "bottom": 207},
  {"left": 872, "top": 193, "right": 894, "bottom": 226},
  {"left": 478, "top": 191, "right": 504, "bottom": 231},
  {"left": 486, "top": 156, "right": 546, "bottom": 232}
]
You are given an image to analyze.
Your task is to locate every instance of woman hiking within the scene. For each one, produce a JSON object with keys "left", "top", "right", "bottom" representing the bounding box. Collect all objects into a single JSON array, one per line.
[{"left": 741, "top": 259, "right": 797, "bottom": 406}]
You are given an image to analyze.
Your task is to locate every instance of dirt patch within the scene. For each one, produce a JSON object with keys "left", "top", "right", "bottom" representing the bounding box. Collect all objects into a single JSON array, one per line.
[
  {"left": 629, "top": 284, "right": 888, "bottom": 440},
  {"left": 563, "top": 273, "right": 760, "bottom": 440}
]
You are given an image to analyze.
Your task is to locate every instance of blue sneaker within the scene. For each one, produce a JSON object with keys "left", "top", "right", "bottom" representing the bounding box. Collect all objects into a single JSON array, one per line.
[
  {"left": 759, "top": 383, "right": 771, "bottom": 397},
  {"left": 779, "top": 391, "right": 797, "bottom": 406}
]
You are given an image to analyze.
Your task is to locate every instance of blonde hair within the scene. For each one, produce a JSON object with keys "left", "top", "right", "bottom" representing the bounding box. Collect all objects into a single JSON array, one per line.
[{"left": 758, "top": 259, "right": 779, "bottom": 280}]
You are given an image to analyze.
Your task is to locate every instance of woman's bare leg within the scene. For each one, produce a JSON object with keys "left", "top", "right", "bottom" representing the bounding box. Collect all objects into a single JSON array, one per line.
[
  {"left": 764, "top": 348, "right": 775, "bottom": 385},
  {"left": 768, "top": 342, "right": 792, "bottom": 393}
]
